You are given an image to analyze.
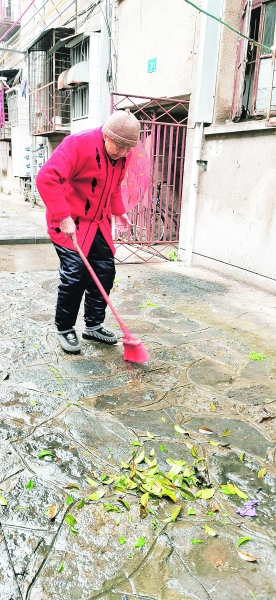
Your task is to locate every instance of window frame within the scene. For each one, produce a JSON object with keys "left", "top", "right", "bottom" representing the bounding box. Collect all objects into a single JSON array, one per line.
[{"left": 232, "top": 0, "right": 276, "bottom": 119}]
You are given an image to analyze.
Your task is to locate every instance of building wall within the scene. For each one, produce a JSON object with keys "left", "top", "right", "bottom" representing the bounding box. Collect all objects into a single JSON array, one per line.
[
  {"left": 115, "top": 0, "right": 197, "bottom": 98},
  {"left": 179, "top": 0, "right": 276, "bottom": 291}
]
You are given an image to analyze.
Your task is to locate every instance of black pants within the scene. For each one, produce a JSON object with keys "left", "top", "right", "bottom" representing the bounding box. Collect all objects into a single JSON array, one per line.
[{"left": 54, "top": 229, "right": 115, "bottom": 331}]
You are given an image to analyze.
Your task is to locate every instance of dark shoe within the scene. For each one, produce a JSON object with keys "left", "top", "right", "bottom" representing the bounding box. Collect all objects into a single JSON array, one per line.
[
  {"left": 82, "top": 325, "right": 117, "bottom": 344},
  {"left": 56, "top": 328, "right": 81, "bottom": 353}
]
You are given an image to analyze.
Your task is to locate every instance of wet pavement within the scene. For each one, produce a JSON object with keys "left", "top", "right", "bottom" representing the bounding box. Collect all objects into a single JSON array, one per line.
[{"left": 0, "top": 194, "right": 276, "bottom": 599}]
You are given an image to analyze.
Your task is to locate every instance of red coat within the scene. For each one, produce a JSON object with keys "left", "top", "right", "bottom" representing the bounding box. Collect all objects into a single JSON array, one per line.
[{"left": 36, "top": 127, "right": 130, "bottom": 256}]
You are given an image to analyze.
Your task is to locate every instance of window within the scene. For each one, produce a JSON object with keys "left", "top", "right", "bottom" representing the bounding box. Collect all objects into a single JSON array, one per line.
[
  {"left": 7, "top": 90, "right": 18, "bottom": 126},
  {"left": 232, "top": 0, "right": 276, "bottom": 119},
  {"left": 70, "top": 38, "right": 90, "bottom": 120},
  {"left": 71, "top": 83, "right": 89, "bottom": 119}
]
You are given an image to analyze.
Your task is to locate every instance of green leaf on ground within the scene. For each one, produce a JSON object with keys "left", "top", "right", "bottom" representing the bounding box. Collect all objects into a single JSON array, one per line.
[
  {"left": 162, "top": 505, "right": 182, "bottom": 523},
  {"left": 38, "top": 450, "right": 53, "bottom": 459},
  {"left": 161, "top": 417, "right": 166, "bottom": 422},
  {"left": 147, "top": 430, "right": 155, "bottom": 439},
  {"left": 57, "top": 560, "right": 64, "bottom": 573},
  {"left": 174, "top": 425, "right": 188, "bottom": 434},
  {"left": 188, "top": 507, "right": 196, "bottom": 515},
  {"left": 204, "top": 524, "right": 217, "bottom": 537},
  {"left": 239, "top": 453, "right": 245, "bottom": 461},
  {"left": 131, "top": 440, "right": 143, "bottom": 447},
  {"left": 66, "top": 496, "right": 73, "bottom": 505},
  {"left": 237, "top": 536, "right": 252, "bottom": 548},
  {"left": 190, "top": 539, "right": 203, "bottom": 545},
  {"left": 76, "top": 499, "right": 85, "bottom": 509},
  {"left": 134, "top": 536, "right": 146, "bottom": 548},
  {"left": 0, "top": 494, "right": 7, "bottom": 506},
  {"left": 119, "top": 536, "right": 126, "bottom": 545},
  {"left": 86, "top": 476, "right": 99, "bottom": 487},
  {"left": 196, "top": 488, "right": 215, "bottom": 500},
  {"left": 258, "top": 468, "right": 267, "bottom": 478},
  {"left": 221, "top": 428, "right": 230, "bottom": 437},
  {"left": 160, "top": 443, "right": 168, "bottom": 453},
  {"left": 209, "top": 440, "right": 220, "bottom": 446},
  {"left": 249, "top": 352, "right": 265, "bottom": 361},
  {"left": 88, "top": 490, "right": 105, "bottom": 501},
  {"left": 25, "top": 479, "right": 34, "bottom": 490},
  {"left": 65, "top": 514, "right": 77, "bottom": 526}
]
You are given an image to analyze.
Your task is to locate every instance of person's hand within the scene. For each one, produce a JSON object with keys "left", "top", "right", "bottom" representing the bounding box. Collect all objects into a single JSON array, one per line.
[
  {"left": 60, "top": 216, "right": 77, "bottom": 245},
  {"left": 119, "top": 212, "right": 133, "bottom": 227}
]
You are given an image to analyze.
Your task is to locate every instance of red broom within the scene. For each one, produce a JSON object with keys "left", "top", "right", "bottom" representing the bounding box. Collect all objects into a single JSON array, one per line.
[{"left": 74, "top": 243, "right": 150, "bottom": 363}]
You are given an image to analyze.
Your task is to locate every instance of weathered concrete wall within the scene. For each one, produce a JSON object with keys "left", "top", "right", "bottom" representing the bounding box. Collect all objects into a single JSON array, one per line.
[
  {"left": 115, "top": 0, "right": 197, "bottom": 98},
  {"left": 180, "top": 124, "right": 276, "bottom": 289},
  {"left": 212, "top": 0, "right": 241, "bottom": 124}
]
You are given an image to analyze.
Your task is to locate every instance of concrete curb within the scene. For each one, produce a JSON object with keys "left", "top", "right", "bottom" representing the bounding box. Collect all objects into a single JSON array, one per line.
[{"left": 0, "top": 236, "right": 51, "bottom": 245}]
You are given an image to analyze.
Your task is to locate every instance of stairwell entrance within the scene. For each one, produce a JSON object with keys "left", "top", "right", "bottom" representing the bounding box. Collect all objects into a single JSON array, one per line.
[{"left": 111, "top": 93, "right": 189, "bottom": 264}]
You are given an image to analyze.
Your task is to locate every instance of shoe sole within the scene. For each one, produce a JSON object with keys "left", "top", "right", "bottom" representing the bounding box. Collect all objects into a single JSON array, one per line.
[{"left": 82, "top": 333, "right": 117, "bottom": 345}]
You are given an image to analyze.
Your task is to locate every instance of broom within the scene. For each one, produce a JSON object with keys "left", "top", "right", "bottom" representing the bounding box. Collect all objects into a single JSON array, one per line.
[{"left": 74, "top": 242, "right": 150, "bottom": 363}]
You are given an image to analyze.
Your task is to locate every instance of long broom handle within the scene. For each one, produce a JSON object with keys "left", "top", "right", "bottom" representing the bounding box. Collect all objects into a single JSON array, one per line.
[{"left": 74, "top": 242, "right": 130, "bottom": 336}]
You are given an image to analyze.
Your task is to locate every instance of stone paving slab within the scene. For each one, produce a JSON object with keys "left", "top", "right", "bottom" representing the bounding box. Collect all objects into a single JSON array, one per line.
[{"left": 1, "top": 257, "right": 276, "bottom": 599}]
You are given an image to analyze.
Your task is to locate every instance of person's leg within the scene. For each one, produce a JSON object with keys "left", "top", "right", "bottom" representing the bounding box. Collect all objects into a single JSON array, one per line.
[
  {"left": 54, "top": 244, "right": 86, "bottom": 353},
  {"left": 82, "top": 229, "right": 117, "bottom": 344}
]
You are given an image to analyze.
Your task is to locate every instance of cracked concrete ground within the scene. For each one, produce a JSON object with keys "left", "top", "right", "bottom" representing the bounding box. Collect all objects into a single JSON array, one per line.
[{"left": 0, "top": 197, "right": 276, "bottom": 600}]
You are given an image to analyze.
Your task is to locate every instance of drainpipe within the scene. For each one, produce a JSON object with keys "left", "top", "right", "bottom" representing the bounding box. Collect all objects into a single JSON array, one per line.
[{"left": 185, "top": 121, "right": 203, "bottom": 266}]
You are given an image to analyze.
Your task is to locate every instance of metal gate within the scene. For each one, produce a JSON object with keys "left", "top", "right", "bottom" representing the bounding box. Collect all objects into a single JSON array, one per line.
[{"left": 111, "top": 93, "right": 189, "bottom": 263}]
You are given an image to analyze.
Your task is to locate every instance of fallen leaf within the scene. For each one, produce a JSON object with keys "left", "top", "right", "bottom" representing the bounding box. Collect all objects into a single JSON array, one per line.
[
  {"left": 190, "top": 539, "right": 203, "bottom": 545},
  {"left": 133, "top": 536, "right": 146, "bottom": 548},
  {"left": 119, "top": 536, "right": 126, "bottom": 545},
  {"left": 161, "top": 417, "right": 166, "bottom": 422},
  {"left": 88, "top": 490, "right": 105, "bottom": 501},
  {"left": 38, "top": 450, "right": 53, "bottom": 459},
  {"left": 64, "top": 483, "right": 79, "bottom": 489},
  {"left": 215, "top": 559, "right": 223, "bottom": 567},
  {"left": 258, "top": 468, "right": 267, "bottom": 478},
  {"left": 160, "top": 443, "right": 168, "bottom": 453},
  {"left": 65, "top": 496, "right": 73, "bottom": 505},
  {"left": 162, "top": 505, "right": 182, "bottom": 523},
  {"left": 65, "top": 514, "right": 77, "bottom": 526},
  {"left": 174, "top": 425, "right": 188, "bottom": 434},
  {"left": 25, "top": 479, "right": 34, "bottom": 490},
  {"left": 57, "top": 560, "right": 64, "bottom": 574},
  {"left": 204, "top": 524, "right": 217, "bottom": 537},
  {"left": 209, "top": 440, "right": 220, "bottom": 447},
  {"left": 86, "top": 476, "right": 99, "bottom": 487},
  {"left": 149, "top": 447, "right": 155, "bottom": 457},
  {"left": 76, "top": 499, "right": 85, "bottom": 509},
  {"left": 237, "top": 536, "right": 252, "bottom": 548},
  {"left": 119, "top": 498, "right": 130, "bottom": 510},
  {"left": 210, "top": 403, "right": 216, "bottom": 411},
  {"left": 188, "top": 507, "right": 196, "bottom": 515},
  {"left": 131, "top": 440, "right": 143, "bottom": 447},
  {"left": 221, "top": 428, "right": 230, "bottom": 437},
  {"left": 239, "top": 453, "right": 245, "bottom": 461},
  {"left": 140, "top": 492, "right": 149, "bottom": 508},
  {"left": 48, "top": 504, "right": 57, "bottom": 520},
  {"left": 0, "top": 494, "right": 7, "bottom": 506},
  {"left": 196, "top": 488, "right": 215, "bottom": 500},
  {"left": 147, "top": 430, "right": 155, "bottom": 439},
  {"left": 198, "top": 426, "right": 213, "bottom": 435},
  {"left": 237, "top": 550, "right": 259, "bottom": 562}
]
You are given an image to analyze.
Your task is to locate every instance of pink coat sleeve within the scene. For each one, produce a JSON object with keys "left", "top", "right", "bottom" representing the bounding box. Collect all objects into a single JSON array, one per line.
[{"left": 36, "top": 136, "right": 83, "bottom": 221}]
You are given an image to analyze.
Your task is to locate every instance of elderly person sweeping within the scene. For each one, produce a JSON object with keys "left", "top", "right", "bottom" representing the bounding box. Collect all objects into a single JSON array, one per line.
[{"left": 36, "top": 110, "right": 140, "bottom": 354}]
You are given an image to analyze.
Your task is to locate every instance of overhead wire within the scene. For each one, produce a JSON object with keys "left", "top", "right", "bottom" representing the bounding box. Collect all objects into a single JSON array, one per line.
[
  {"left": 0, "top": 0, "right": 76, "bottom": 64},
  {"left": 183, "top": 0, "right": 272, "bottom": 54}
]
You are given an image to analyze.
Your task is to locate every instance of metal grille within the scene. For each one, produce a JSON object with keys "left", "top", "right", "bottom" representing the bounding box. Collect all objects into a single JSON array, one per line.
[
  {"left": 111, "top": 93, "right": 189, "bottom": 263},
  {"left": 28, "top": 28, "right": 74, "bottom": 136},
  {"left": 7, "top": 89, "right": 18, "bottom": 125}
]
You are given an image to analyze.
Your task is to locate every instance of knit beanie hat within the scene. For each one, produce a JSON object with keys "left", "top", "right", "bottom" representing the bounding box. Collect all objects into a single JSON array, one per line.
[{"left": 102, "top": 109, "right": 140, "bottom": 147}]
